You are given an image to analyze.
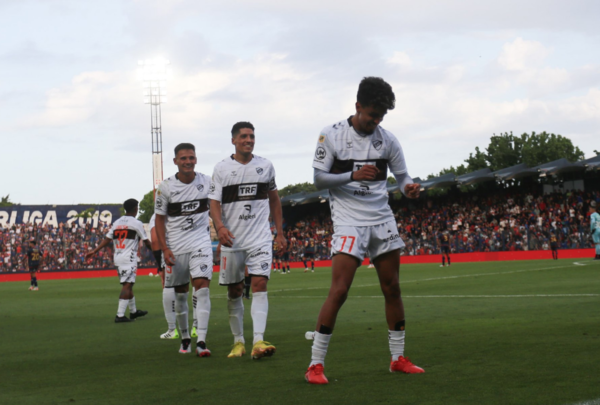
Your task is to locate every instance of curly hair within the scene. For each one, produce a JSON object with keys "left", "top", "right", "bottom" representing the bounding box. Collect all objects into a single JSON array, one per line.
[
  {"left": 357, "top": 77, "right": 395, "bottom": 111},
  {"left": 231, "top": 121, "right": 255, "bottom": 137}
]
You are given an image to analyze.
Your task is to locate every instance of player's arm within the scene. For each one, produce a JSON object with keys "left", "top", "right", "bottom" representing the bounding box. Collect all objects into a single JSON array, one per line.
[
  {"left": 155, "top": 214, "right": 175, "bottom": 266},
  {"left": 85, "top": 238, "right": 112, "bottom": 260},
  {"left": 388, "top": 135, "right": 420, "bottom": 199},
  {"left": 268, "top": 189, "right": 287, "bottom": 253},
  {"left": 209, "top": 200, "right": 234, "bottom": 248}
]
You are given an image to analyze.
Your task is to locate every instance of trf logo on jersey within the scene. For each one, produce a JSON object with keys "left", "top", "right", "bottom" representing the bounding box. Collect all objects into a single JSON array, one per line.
[
  {"left": 353, "top": 161, "right": 376, "bottom": 172},
  {"left": 315, "top": 147, "right": 326, "bottom": 160},
  {"left": 238, "top": 185, "right": 257, "bottom": 197},
  {"left": 239, "top": 204, "right": 256, "bottom": 220},
  {"left": 373, "top": 140, "right": 382, "bottom": 150},
  {"left": 197, "top": 184, "right": 204, "bottom": 192},
  {"left": 354, "top": 185, "right": 373, "bottom": 196},
  {"left": 256, "top": 167, "right": 263, "bottom": 175},
  {"left": 182, "top": 201, "right": 200, "bottom": 212}
]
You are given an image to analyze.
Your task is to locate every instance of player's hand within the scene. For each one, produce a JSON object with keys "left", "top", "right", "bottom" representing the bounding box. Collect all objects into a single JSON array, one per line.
[
  {"left": 275, "top": 234, "right": 287, "bottom": 254},
  {"left": 218, "top": 227, "right": 235, "bottom": 248},
  {"left": 163, "top": 248, "right": 176, "bottom": 266},
  {"left": 84, "top": 252, "right": 94, "bottom": 260},
  {"left": 353, "top": 165, "right": 379, "bottom": 181},
  {"left": 404, "top": 183, "right": 421, "bottom": 199}
]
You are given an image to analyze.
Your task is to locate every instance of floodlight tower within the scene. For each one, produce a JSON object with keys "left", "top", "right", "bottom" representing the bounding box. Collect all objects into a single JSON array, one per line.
[{"left": 139, "top": 58, "right": 170, "bottom": 196}]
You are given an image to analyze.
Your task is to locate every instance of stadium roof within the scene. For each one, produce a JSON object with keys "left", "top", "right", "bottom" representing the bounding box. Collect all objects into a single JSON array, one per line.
[{"left": 282, "top": 157, "right": 597, "bottom": 205}]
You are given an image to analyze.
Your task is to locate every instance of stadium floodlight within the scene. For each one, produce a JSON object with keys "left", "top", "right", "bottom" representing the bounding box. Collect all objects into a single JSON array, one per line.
[{"left": 138, "top": 58, "right": 171, "bottom": 195}]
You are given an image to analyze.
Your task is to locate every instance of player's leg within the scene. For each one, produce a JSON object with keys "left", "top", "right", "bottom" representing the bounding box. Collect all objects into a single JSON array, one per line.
[
  {"left": 29, "top": 271, "right": 35, "bottom": 290},
  {"left": 126, "top": 267, "right": 147, "bottom": 320},
  {"left": 244, "top": 273, "right": 251, "bottom": 298},
  {"left": 447, "top": 252, "right": 451, "bottom": 266},
  {"left": 165, "top": 254, "right": 193, "bottom": 353},
  {"left": 219, "top": 250, "right": 246, "bottom": 357},
  {"left": 115, "top": 273, "right": 134, "bottom": 323},
  {"left": 157, "top": 255, "right": 178, "bottom": 338},
  {"left": 190, "top": 247, "right": 213, "bottom": 357},
  {"left": 593, "top": 232, "right": 600, "bottom": 259},
  {"left": 246, "top": 244, "right": 276, "bottom": 359},
  {"left": 441, "top": 251, "right": 445, "bottom": 267},
  {"left": 370, "top": 223, "right": 424, "bottom": 374}
]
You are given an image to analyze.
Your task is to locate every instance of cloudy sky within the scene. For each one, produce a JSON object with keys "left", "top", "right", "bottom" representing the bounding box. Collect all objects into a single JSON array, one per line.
[{"left": 1, "top": 0, "right": 599, "bottom": 205}]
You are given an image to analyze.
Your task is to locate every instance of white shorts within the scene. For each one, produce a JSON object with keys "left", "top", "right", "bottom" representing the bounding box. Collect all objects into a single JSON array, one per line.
[
  {"left": 117, "top": 264, "right": 137, "bottom": 284},
  {"left": 163, "top": 245, "right": 213, "bottom": 288},
  {"left": 219, "top": 242, "right": 272, "bottom": 285},
  {"left": 331, "top": 220, "right": 405, "bottom": 262}
]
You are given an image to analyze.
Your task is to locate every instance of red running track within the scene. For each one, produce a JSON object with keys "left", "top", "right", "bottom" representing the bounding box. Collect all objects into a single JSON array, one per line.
[{"left": 0, "top": 248, "right": 594, "bottom": 283}]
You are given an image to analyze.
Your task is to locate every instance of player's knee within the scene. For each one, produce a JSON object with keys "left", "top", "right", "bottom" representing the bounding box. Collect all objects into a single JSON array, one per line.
[
  {"left": 329, "top": 285, "right": 350, "bottom": 305},
  {"left": 381, "top": 283, "right": 401, "bottom": 300},
  {"left": 228, "top": 283, "right": 244, "bottom": 298}
]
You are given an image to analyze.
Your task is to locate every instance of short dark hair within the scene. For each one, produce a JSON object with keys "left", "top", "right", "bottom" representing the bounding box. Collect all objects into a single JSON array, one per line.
[
  {"left": 123, "top": 198, "right": 139, "bottom": 214},
  {"left": 29, "top": 240, "right": 36, "bottom": 245},
  {"left": 231, "top": 122, "right": 255, "bottom": 137},
  {"left": 174, "top": 143, "right": 195, "bottom": 156},
  {"left": 357, "top": 77, "right": 395, "bottom": 111}
]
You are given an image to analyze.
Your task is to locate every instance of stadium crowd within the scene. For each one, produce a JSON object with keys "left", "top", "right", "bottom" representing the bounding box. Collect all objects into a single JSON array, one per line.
[{"left": 1, "top": 187, "right": 598, "bottom": 272}]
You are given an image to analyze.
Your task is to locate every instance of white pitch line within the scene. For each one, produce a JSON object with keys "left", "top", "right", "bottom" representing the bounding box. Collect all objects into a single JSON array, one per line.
[
  {"left": 212, "top": 294, "right": 599, "bottom": 299},
  {"left": 566, "top": 399, "right": 600, "bottom": 405}
]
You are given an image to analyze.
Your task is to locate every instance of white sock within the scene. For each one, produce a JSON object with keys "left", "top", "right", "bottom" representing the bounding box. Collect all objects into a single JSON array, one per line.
[
  {"left": 227, "top": 295, "right": 245, "bottom": 344},
  {"left": 251, "top": 291, "right": 268, "bottom": 344},
  {"left": 310, "top": 331, "right": 331, "bottom": 367},
  {"left": 194, "top": 288, "right": 211, "bottom": 343},
  {"left": 389, "top": 330, "right": 405, "bottom": 361},
  {"left": 175, "top": 292, "right": 190, "bottom": 339},
  {"left": 192, "top": 286, "right": 198, "bottom": 328},
  {"left": 128, "top": 297, "right": 137, "bottom": 313},
  {"left": 163, "top": 288, "right": 176, "bottom": 330},
  {"left": 117, "top": 299, "right": 128, "bottom": 317}
]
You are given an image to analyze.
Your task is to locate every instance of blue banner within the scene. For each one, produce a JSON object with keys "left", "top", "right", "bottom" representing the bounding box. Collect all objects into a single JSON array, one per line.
[{"left": 0, "top": 205, "right": 122, "bottom": 229}]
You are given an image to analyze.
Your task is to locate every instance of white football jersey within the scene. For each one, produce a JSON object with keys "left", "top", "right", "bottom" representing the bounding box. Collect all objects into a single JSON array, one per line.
[
  {"left": 155, "top": 172, "right": 212, "bottom": 255},
  {"left": 106, "top": 215, "right": 148, "bottom": 266},
  {"left": 209, "top": 155, "right": 276, "bottom": 251},
  {"left": 312, "top": 117, "right": 409, "bottom": 226}
]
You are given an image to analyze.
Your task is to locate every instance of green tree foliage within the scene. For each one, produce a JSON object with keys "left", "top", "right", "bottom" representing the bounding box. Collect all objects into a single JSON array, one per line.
[
  {"left": 434, "top": 131, "right": 585, "bottom": 177},
  {"left": 0, "top": 194, "right": 15, "bottom": 207},
  {"left": 278, "top": 182, "right": 317, "bottom": 197},
  {"left": 75, "top": 207, "right": 95, "bottom": 219},
  {"left": 138, "top": 190, "right": 155, "bottom": 223}
]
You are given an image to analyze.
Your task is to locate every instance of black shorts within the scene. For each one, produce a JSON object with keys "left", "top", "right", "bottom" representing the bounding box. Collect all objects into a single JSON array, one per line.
[
  {"left": 281, "top": 252, "right": 290, "bottom": 261},
  {"left": 29, "top": 263, "right": 39, "bottom": 272},
  {"left": 441, "top": 246, "right": 450, "bottom": 254},
  {"left": 304, "top": 252, "right": 315, "bottom": 260},
  {"left": 550, "top": 243, "right": 558, "bottom": 251}
]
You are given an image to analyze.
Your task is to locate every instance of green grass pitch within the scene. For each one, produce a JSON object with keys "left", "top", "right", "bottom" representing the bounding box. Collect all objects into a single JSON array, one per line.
[{"left": 1, "top": 259, "right": 599, "bottom": 405}]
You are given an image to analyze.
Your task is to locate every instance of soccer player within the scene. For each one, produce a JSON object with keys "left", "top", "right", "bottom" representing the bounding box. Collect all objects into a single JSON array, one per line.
[
  {"left": 303, "top": 239, "right": 315, "bottom": 272},
  {"left": 27, "top": 240, "right": 41, "bottom": 291},
  {"left": 209, "top": 121, "right": 287, "bottom": 360},
  {"left": 85, "top": 199, "right": 151, "bottom": 323},
  {"left": 281, "top": 245, "right": 291, "bottom": 274},
  {"left": 550, "top": 234, "right": 558, "bottom": 260},
  {"left": 305, "top": 77, "right": 424, "bottom": 384},
  {"left": 439, "top": 231, "right": 451, "bottom": 267},
  {"left": 589, "top": 201, "right": 600, "bottom": 260},
  {"left": 149, "top": 214, "right": 179, "bottom": 339},
  {"left": 154, "top": 143, "right": 214, "bottom": 356}
]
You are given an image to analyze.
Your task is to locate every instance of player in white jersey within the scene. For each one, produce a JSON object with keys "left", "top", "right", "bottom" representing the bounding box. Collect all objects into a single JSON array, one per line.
[
  {"left": 154, "top": 143, "right": 214, "bottom": 356},
  {"left": 589, "top": 201, "right": 600, "bottom": 260},
  {"left": 149, "top": 214, "right": 179, "bottom": 339},
  {"left": 305, "top": 77, "right": 424, "bottom": 384},
  {"left": 85, "top": 199, "right": 151, "bottom": 323},
  {"left": 209, "top": 121, "right": 287, "bottom": 360}
]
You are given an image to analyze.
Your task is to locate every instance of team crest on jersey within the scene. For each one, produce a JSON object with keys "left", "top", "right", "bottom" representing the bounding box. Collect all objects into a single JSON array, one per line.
[
  {"left": 373, "top": 140, "right": 383, "bottom": 150},
  {"left": 315, "top": 147, "right": 326, "bottom": 160},
  {"left": 261, "top": 262, "right": 269, "bottom": 271},
  {"left": 200, "top": 264, "right": 208, "bottom": 272},
  {"left": 256, "top": 167, "right": 263, "bottom": 175},
  {"left": 209, "top": 183, "right": 215, "bottom": 193},
  {"left": 318, "top": 134, "right": 326, "bottom": 143},
  {"left": 197, "top": 184, "right": 204, "bottom": 192}
]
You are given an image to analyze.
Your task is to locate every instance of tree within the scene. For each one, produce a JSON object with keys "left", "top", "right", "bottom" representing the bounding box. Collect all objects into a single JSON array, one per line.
[
  {"left": 278, "top": 182, "right": 317, "bottom": 197},
  {"left": 0, "top": 194, "right": 15, "bottom": 207},
  {"left": 520, "top": 131, "right": 585, "bottom": 167},
  {"left": 138, "top": 190, "right": 155, "bottom": 223}
]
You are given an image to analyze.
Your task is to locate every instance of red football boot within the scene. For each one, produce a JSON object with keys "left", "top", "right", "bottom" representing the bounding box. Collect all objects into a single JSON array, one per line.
[
  {"left": 390, "top": 356, "right": 425, "bottom": 373},
  {"left": 305, "top": 364, "right": 329, "bottom": 384}
]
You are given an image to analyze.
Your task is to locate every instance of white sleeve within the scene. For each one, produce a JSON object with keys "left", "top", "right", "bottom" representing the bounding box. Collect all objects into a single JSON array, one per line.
[
  {"left": 136, "top": 220, "right": 148, "bottom": 241},
  {"left": 387, "top": 136, "right": 408, "bottom": 176},
  {"left": 208, "top": 166, "right": 223, "bottom": 202},
  {"left": 155, "top": 181, "right": 169, "bottom": 215},
  {"left": 269, "top": 162, "right": 277, "bottom": 191},
  {"left": 313, "top": 168, "right": 353, "bottom": 190},
  {"left": 393, "top": 172, "right": 414, "bottom": 197},
  {"left": 311, "top": 131, "right": 335, "bottom": 172}
]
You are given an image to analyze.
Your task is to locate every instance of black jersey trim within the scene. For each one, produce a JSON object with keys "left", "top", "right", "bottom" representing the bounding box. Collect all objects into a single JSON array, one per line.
[
  {"left": 330, "top": 158, "right": 388, "bottom": 181},
  {"left": 221, "top": 182, "right": 269, "bottom": 204},
  {"left": 167, "top": 199, "right": 209, "bottom": 217}
]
